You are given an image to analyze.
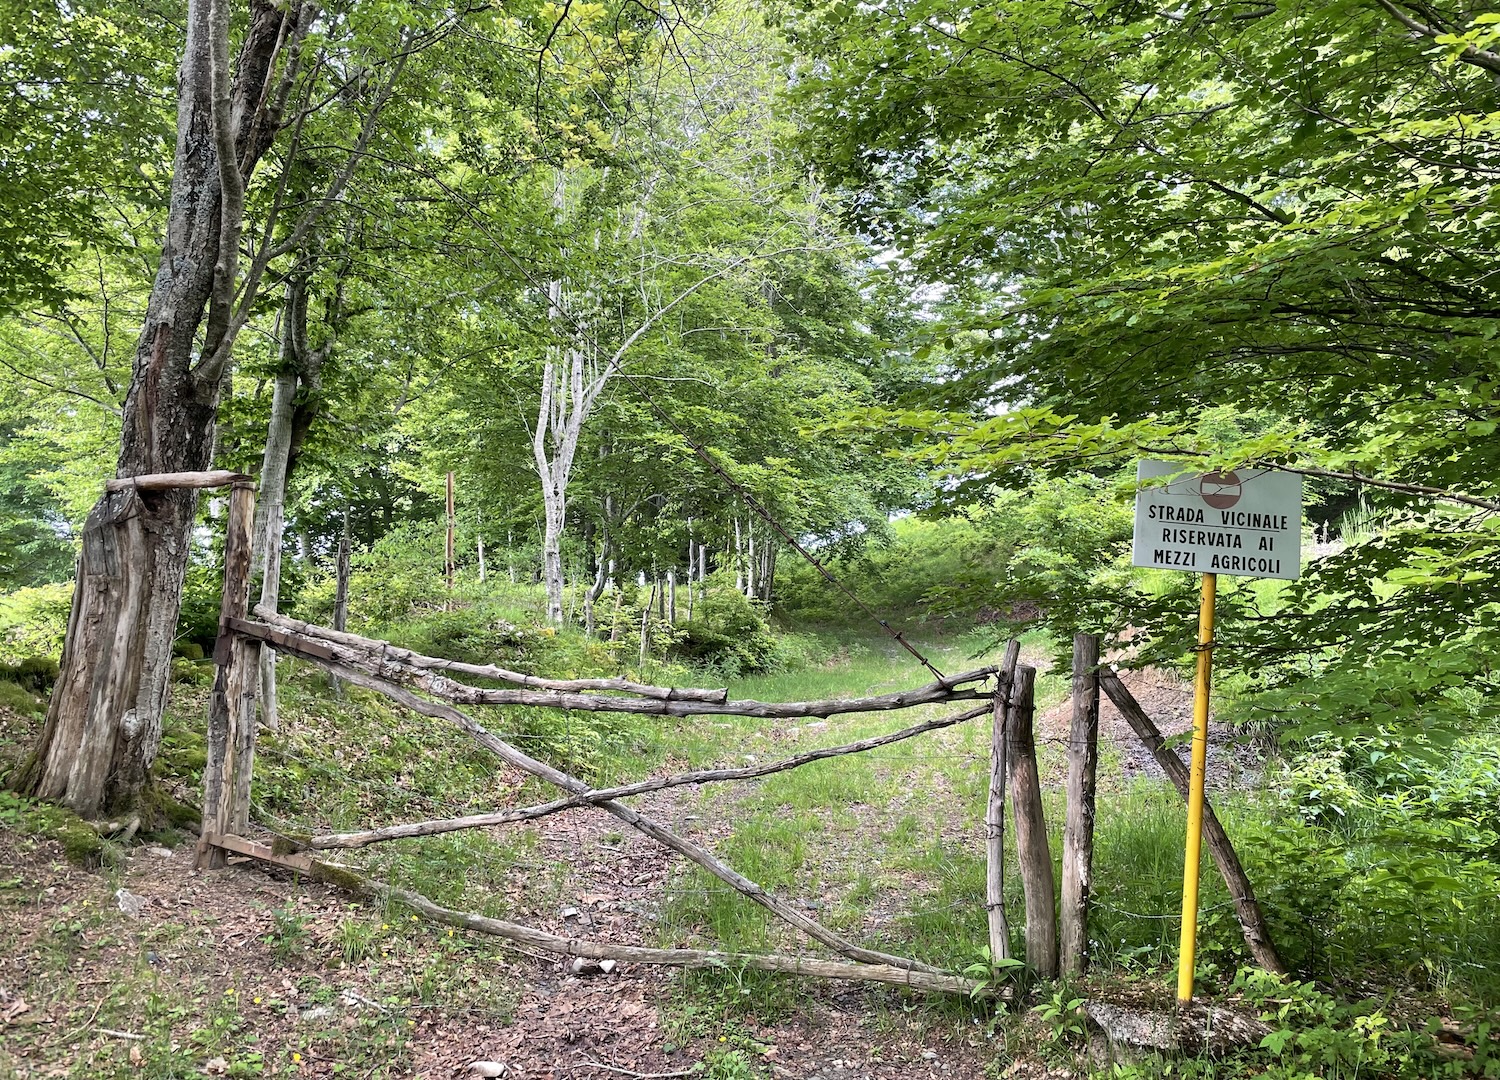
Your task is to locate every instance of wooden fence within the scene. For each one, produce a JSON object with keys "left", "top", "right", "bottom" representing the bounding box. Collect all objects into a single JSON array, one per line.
[{"left": 178, "top": 472, "right": 1284, "bottom": 1000}]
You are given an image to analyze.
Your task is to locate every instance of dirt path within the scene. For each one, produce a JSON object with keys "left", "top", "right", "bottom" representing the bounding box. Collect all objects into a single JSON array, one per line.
[
  {"left": 1037, "top": 666, "right": 1266, "bottom": 793},
  {"left": 0, "top": 786, "right": 1017, "bottom": 1080}
]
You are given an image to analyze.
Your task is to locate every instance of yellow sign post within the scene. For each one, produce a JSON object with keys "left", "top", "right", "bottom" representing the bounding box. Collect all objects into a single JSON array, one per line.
[
  {"left": 1177, "top": 571, "right": 1216, "bottom": 1003},
  {"left": 1131, "top": 460, "right": 1302, "bottom": 1003}
]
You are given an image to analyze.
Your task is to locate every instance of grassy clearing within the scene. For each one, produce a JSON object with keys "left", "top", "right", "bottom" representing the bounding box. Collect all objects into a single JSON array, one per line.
[{"left": 8, "top": 590, "right": 1499, "bottom": 1078}]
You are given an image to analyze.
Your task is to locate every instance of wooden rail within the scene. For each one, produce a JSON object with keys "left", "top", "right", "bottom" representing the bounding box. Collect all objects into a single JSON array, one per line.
[{"left": 231, "top": 612, "right": 997, "bottom": 718}]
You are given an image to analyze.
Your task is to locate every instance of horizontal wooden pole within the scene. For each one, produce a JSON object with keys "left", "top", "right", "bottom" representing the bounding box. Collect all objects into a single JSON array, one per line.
[
  {"left": 240, "top": 615, "right": 996, "bottom": 717},
  {"left": 305, "top": 702, "right": 993, "bottom": 850},
  {"left": 237, "top": 614, "right": 998, "bottom": 718},
  {"left": 106, "top": 470, "right": 252, "bottom": 492},
  {"left": 252, "top": 609, "right": 729, "bottom": 702},
  {"left": 205, "top": 833, "right": 996, "bottom": 998}
]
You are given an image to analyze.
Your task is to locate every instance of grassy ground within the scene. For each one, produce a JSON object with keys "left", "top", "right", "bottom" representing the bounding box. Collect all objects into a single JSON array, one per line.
[{"left": 2, "top": 609, "right": 1498, "bottom": 1078}]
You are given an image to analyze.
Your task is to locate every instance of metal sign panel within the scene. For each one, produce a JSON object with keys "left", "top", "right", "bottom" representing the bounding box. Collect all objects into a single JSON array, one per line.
[{"left": 1131, "top": 460, "right": 1303, "bottom": 580}]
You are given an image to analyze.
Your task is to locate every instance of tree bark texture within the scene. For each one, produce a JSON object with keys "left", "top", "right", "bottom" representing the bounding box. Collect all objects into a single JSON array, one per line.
[
  {"left": 1007, "top": 665, "right": 1058, "bottom": 979},
  {"left": 252, "top": 371, "right": 295, "bottom": 731},
  {"left": 18, "top": 0, "right": 311, "bottom": 818},
  {"left": 1099, "top": 672, "right": 1288, "bottom": 974},
  {"left": 1061, "top": 633, "right": 1100, "bottom": 975}
]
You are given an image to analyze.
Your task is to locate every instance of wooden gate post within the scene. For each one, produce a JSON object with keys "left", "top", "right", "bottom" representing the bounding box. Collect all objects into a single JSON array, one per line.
[
  {"left": 1007, "top": 665, "right": 1058, "bottom": 979},
  {"left": 1061, "top": 633, "right": 1101, "bottom": 975},
  {"left": 198, "top": 479, "right": 258, "bottom": 869},
  {"left": 984, "top": 640, "right": 1022, "bottom": 964}
]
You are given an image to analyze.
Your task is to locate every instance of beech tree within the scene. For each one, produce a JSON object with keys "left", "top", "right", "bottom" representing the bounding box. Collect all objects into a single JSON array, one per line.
[
  {"left": 15, "top": 0, "right": 446, "bottom": 817},
  {"left": 17, "top": 0, "right": 322, "bottom": 817},
  {"left": 790, "top": 0, "right": 1500, "bottom": 737}
]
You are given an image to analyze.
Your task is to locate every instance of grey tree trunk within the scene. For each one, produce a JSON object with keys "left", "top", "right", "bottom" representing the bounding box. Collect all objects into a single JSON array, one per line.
[
  {"left": 253, "top": 267, "right": 331, "bottom": 730},
  {"left": 18, "top": 0, "right": 314, "bottom": 819},
  {"left": 529, "top": 166, "right": 772, "bottom": 624}
]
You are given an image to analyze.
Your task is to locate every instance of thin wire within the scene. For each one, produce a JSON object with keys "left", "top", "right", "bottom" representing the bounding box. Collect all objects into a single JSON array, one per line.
[{"left": 608, "top": 363, "right": 950, "bottom": 683}]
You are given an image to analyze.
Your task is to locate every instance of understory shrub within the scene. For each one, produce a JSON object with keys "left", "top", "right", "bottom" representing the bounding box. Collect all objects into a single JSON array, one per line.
[
  {"left": 672, "top": 576, "right": 782, "bottom": 676},
  {"left": 774, "top": 474, "right": 1133, "bottom": 628},
  {"left": 392, "top": 605, "right": 536, "bottom": 667},
  {"left": 0, "top": 583, "right": 71, "bottom": 665},
  {"left": 1236, "top": 753, "right": 1500, "bottom": 999},
  {"left": 0, "top": 654, "right": 58, "bottom": 692},
  {"left": 0, "top": 678, "right": 42, "bottom": 714}
]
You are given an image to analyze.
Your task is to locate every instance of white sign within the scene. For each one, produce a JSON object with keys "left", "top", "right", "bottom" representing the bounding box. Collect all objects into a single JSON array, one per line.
[{"left": 1131, "top": 461, "right": 1303, "bottom": 580}]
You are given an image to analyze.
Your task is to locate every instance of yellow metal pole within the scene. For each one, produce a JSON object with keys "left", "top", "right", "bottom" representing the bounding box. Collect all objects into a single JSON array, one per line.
[{"left": 1177, "top": 571, "right": 1217, "bottom": 1003}]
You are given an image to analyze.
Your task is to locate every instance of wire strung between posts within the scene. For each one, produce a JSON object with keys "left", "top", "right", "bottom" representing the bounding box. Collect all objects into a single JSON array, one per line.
[{"left": 608, "top": 364, "right": 950, "bottom": 684}]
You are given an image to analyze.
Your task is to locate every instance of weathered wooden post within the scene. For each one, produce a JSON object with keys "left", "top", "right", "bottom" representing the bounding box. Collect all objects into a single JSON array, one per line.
[
  {"left": 198, "top": 479, "right": 258, "bottom": 869},
  {"left": 985, "top": 640, "right": 1022, "bottom": 964},
  {"left": 1100, "top": 670, "right": 1288, "bottom": 975},
  {"left": 1061, "top": 633, "right": 1101, "bottom": 975},
  {"left": 1007, "top": 664, "right": 1058, "bottom": 979},
  {"left": 330, "top": 513, "right": 351, "bottom": 699}
]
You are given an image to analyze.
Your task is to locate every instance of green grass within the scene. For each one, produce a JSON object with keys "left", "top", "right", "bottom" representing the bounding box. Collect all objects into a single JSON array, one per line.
[{"left": 128, "top": 594, "right": 1500, "bottom": 1077}]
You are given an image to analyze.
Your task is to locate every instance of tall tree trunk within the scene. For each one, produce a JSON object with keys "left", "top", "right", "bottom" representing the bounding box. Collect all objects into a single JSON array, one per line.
[
  {"left": 330, "top": 512, "right": 350, "bottom": 699},
  {"left": 746, "top": 529, "right": 756, "bottom": 599},
  {"left": 734, "top": 518, "right": 743, "bottom": 593},
  {"left": 538, "top": 469, "right": 568, "bottom": 624},
  {"left": 253, "top": 267, "right": 330, "bottom": 730},
  {"left": 253, "top": 368, "right": 295, "bottom": 730},
  {"left": 17, "top": 0, "right": 312, "bottom": 819},
  {"left": 583, "top": 516, "right": 612, "bottom": 638}
]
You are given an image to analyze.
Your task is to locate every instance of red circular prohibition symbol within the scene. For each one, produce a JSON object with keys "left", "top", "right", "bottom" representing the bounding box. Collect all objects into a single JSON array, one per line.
[{"left": 1200, "top": 471, "right": 1242, "bottom": 509}]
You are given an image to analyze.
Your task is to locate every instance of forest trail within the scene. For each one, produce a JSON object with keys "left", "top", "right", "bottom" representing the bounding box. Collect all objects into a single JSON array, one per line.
[
  {"left": 0, "top": 790, "right": 1015, "bottom": 1079},
  {"left": 0, "top": 641, "right": 1267, "bottom": 1078}
]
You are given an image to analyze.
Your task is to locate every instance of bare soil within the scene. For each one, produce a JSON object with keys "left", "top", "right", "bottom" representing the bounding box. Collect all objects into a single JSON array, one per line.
[
  {"left": 0, "top": 658, "right": 1226, "bottom": 1080},
  {"left": 0, "top": 784, "right": 1040, "bottom": 1079}
]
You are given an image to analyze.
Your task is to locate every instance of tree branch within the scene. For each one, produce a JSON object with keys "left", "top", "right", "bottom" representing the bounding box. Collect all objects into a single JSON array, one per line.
[
  {"left": 303, "top": 703, "right": 992, "bottom": 849},
  {"left": 1373, "top": 0, "right": 1500, "bottom": 74}
]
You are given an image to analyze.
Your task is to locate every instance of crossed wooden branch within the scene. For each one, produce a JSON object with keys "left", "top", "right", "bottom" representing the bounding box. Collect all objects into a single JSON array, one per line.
[{"left": 209, "top": 607, "right": 1010, "bottom": 995}]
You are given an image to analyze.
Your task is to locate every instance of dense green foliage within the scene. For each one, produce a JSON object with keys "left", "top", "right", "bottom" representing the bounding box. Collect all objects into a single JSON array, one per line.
[
  {"left": 785, "top": 0, "right": 1500, "bottom": 725},
  {"left": 3, "top": 0, "right": 1500, "bottom": 1073}
]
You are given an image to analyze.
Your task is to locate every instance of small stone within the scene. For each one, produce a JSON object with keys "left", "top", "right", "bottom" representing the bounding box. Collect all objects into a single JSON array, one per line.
[
  {"left": 920, "top": 1050, "right": 938, "bottom": 1061},
  {"left": 296, "top": 1006, "right": 336, "bottom": 1023},
  {"left": 115, "top": 888, "right": 146, "bottom": 917},
  {"left": 597, "top": 959, "right": 617, "bottom": 974},
  {"left": 148, "top": 846, "right": 173, "bottom": 858},
  {"left": 560, "top": 906, "right": 581, "bottom": 920},
  {"left": 468, "top": 1062, "right": 508, "bottom": 1078}
]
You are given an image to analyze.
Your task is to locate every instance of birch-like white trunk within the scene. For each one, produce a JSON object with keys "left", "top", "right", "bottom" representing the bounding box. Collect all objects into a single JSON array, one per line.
[{"left": 252, "top": 369, "right": 296, "bottom": 730}]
